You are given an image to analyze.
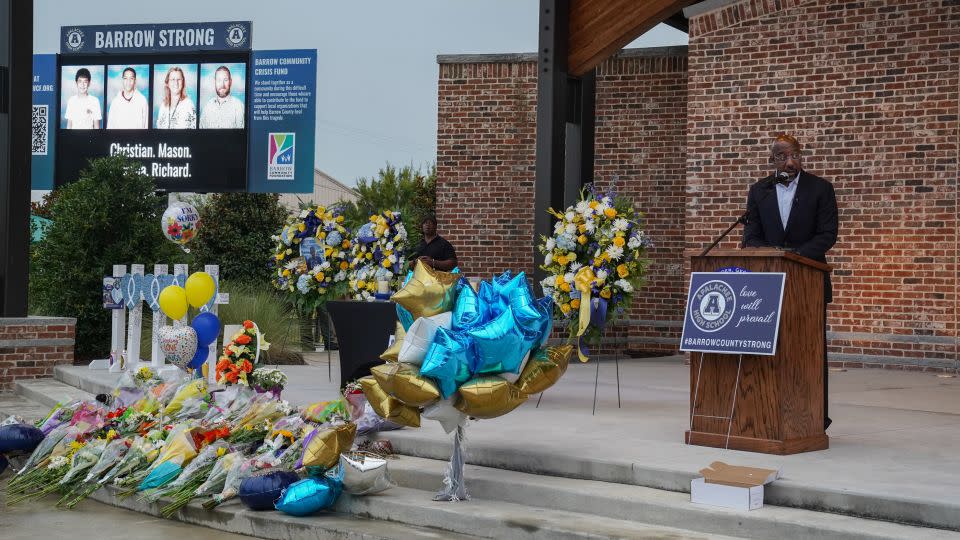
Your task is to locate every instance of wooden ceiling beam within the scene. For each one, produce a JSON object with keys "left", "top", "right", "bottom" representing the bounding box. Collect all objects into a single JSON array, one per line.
[{"left": 567, "top": 0, "right": 694, "bottom": 76}]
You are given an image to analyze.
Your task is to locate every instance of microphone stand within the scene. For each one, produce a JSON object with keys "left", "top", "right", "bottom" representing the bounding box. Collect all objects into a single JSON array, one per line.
[{"left": 699, "top": 173, "right": 783, "bottom": 257}]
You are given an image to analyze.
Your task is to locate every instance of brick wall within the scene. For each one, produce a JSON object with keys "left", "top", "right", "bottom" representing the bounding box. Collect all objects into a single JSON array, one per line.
[
  {"left": 436, "top": 49, "right": 690, "bottom": 354},
  {"left": 687, "top": 0, "right": 959, "bottom": 370},
  {"left": 0, "top": 317, "right": 76, "bottom": 392}
]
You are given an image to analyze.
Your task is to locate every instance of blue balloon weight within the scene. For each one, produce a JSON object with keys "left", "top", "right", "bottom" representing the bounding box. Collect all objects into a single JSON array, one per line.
[
  {"left": 240, "top": 470, "right": 301, "bottom": 511},
  {"left": 452, "top": 280, "right": 482, "bottom": 331},
  {"left": 191, "top": 312, "right": 220, "bottom": 346},
  {"left": 188, "top": 345, "right": 209, "bottom": 370},
  {"left": 275, "top": 477, "right": 343, "bottom": 517},
  {"left": 0, "top": 424, "right": 45, "bottom": 454},
  {"left": 138, "top": 461, "right": 181, "bottom": 491},
  {"left": 420, "top": 328, "right": 473, "bottom": 399},
  {"left": 468, "top": 307, "right": 526, "bottom": 375}
]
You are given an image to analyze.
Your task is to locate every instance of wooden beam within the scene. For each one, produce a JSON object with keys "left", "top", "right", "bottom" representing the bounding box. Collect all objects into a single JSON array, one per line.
[{"left": 568, "top": 0, "right": 693, "bottom": 76}]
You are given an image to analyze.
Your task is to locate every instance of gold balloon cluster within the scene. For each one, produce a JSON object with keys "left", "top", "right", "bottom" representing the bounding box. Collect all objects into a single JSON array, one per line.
[{"left": 360, "top": 262, "right": 574, "bottom": 425}]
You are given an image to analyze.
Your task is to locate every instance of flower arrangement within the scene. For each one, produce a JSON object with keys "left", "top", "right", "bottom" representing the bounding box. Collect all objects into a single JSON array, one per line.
[
  {"left": 538, "top": 187, "right": 653, "bottom": 359},
  {"left": 271, "top": 205, "right": 352, "bottom": 313},
  {"left": 215, "top": 320, "right": 269, "bottom": 386},
  {"left": 348, "top": 210, "right": 408, "bottom": 301},
  {"left": 249, "top": 368, "right": 287, "bottom": 398}
]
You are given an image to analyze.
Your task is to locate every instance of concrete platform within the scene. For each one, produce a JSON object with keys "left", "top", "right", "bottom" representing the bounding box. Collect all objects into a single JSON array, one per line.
[{"left": 31, "top": 358, "right": 960, "bottom": 532}]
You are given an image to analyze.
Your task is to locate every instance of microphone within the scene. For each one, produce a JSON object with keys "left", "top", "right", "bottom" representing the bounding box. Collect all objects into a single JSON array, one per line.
[{"left": 760, "top": 171, "right": 791, "bottom": 188}]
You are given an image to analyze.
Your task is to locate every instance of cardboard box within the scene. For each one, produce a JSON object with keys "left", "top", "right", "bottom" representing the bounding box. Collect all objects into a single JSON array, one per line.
[{"left": 690, "top": 461, "right": 780, "bottom": 511}]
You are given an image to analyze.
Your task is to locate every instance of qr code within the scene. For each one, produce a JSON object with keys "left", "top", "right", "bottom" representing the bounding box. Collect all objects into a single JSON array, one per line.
[{"left": 32, "top": 105, "right": 48, "bottom": 155}]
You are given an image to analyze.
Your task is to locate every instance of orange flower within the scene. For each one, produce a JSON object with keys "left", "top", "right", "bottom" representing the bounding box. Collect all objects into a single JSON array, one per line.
[
  {"left": 235, "top": 334, "right": 252, "bottom": 345},
  {"left": 225, "top": 371, "right": 238, "bottom": 383},
  {"left": 243, "top": 320, "right": 254, "bottom": 329},
  {"left": 216, "top": 358, "right": 231, "bottom": 371},
  {"left": 240, "top": 360, "right": 253, "bottom": 373}
]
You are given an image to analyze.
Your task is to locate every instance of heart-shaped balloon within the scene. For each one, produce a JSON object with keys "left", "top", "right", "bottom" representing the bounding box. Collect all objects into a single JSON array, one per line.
[{"left": 157, "top": 325, "right": 198, "bottom": 369}]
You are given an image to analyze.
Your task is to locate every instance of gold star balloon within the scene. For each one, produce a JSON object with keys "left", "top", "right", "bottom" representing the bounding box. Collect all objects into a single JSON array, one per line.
[
  {"left": 516, "top": 345, "right": 574, "bottom": 395},
  {"left": 390, "top": 261, "right": 459, "bottom": 320},
  {"left": 370, "top": 362, "right": 441, "bottom": 407},
  {"left": 454, "top": 376, "right": 528, "bottom": 419},
  {"left": 379, "top": 321, "right": 406, "bottom": 362},
  {"left": 295, "top": 422, "right": 357, "bottom": 469},
  {"left": 359, "top": 376, "right": 421, "bottom": 428}
]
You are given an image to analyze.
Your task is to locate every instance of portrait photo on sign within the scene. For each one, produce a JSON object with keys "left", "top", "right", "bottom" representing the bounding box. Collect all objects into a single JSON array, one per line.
[
  {"left": 300, "top": 237, "right": 324, "bottom": 269},
  {"left": 60, "top": 65, "right": 104, "bottom": 129},
  {"left": 153, "top": 64, "right": 198, "bottom": 129},
  {"left": 106, "top": 65, "right": 150, "bottom": 129},
  {"left": 199, "top": 62, "right": 246, "bottom": 129}
]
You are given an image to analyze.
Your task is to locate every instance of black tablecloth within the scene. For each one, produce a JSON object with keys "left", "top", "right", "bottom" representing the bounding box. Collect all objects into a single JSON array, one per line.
[{"left": 327, "top": 300, "right": 398, "bottom": 388}]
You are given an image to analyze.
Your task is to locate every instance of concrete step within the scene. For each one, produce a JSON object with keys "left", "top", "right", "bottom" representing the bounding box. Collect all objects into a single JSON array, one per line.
[
  {"left": 0, "top": 391, "right": 51, "bottom": 421},
  {"left": 15, "top": 377, "right": 96, "bottom": 410},
  {"left": 385, "top": 455, "right": 957, "bottom": 540},
  {"left": 54, "top": 364, "right": 114, "bottom": 396}
]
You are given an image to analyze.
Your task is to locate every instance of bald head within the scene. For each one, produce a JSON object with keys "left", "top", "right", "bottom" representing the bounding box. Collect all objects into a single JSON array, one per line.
[{"left": 770, "top": 134, "right": 803, "bottom": 176}]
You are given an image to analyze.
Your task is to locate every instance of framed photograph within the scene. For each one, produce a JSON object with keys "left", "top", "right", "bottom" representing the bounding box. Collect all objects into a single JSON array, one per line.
[
  {"left": 103, "top": 276, "right": 124, "bottom": 309},
  {"left": 300, "top": 237, "right": 324, "bottom": 269}
]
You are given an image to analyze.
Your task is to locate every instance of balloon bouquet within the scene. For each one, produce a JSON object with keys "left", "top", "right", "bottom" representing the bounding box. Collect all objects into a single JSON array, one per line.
[
  {"left": 157, "top": 271, "right": 220, "bottom": 375},
  {"left": 360, "top": 262, "right": 573, "bottom": 501}
]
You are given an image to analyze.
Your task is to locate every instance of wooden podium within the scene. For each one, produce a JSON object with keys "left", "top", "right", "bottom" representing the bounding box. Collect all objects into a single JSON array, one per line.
[{"left": 685, "top": 248, "right": 831, "bottom": 455}]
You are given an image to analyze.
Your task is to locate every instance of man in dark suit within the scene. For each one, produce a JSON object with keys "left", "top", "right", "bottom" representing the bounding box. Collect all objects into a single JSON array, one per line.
[{"left": 742, "top": 134, "right": 838, "bottom": 430}]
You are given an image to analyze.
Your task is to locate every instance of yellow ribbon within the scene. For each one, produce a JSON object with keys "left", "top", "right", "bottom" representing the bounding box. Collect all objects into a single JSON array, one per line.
[{"left": 573, "top": 266, "right": 595, "bottom": 362}]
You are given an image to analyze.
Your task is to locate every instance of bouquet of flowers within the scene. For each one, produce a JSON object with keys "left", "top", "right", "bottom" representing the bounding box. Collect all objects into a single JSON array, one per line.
[
  {"left": 215, "top": 320, "right": 269, "bottom": 386},
  {"left": 272, "top": 205, "right": 352, "bottom": 313},
  {"left": 538, "top": 187, "right": 653, "bottom": 360},
  {"left": 249, "top": 368, "right": 287, "bottom": 398},
  {"left": 348, "top": 210, "right": 408, "bottom": 301}
]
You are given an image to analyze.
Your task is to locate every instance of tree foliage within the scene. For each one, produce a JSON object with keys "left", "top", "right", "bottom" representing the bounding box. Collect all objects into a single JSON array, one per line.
[
  {"left": 339, "top": 163, "right": 436, "bottom": 247},
  {"left": 30, "top": 156, "right": 183, "bottom": 361},
  {"left": 190, "top": 193, "right": 288, "bottom": 284}
]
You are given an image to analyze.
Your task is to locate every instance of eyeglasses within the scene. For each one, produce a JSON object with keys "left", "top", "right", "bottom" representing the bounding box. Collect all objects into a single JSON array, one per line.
[{"left": 773, "top": 152, "right": 802, "bottom": 162}]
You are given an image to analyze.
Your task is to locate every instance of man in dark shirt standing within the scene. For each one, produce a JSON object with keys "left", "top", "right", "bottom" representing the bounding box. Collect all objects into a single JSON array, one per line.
[{"left": 413, "top": 215, "right": 458, "bottom": 271}]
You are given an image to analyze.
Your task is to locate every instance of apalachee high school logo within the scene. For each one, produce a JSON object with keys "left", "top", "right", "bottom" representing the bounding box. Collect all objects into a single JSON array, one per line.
[
  {"left": 690, "top": 279, "right": 736, "bottom": 333},
  {"left": 64, "top": 28, "right": 85, "bottom": 51},
  {"left": 225, "top": 24, "right": 248, "bottom": 48}
]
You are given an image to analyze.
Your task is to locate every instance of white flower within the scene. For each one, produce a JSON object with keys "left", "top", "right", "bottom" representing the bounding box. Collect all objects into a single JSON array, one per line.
[
  {"left": 544, "top": 253, "right": 553, "bottom": 266},
  {"left": 628, "top": 235, "right": 641, "bottom": 249},
  {"left": 299, "top": 210, "right": 309, "bottom": 218},
  {"left": 602, "top": 196, "right": 613, "bottom": 206},
  {"left": 564, "top": 272, "right": 575, "bottom": 284},
  {"left": 596, "top": 201, "right": 609, "bottom": 215},
  {"left": 319, "top": 261, "right": 331, "bottom": 270},
  {"left": 615, "top": 279, "right": 634, "bottom": 293},
  {"left": 565, "top": 223, "right": 576, "bottom": 234},
  {"left": 613, "top": 218, "right": 629, "bottom": 231},
  {"left": 388, "top": 254, "right": 397, "bottom": 264},
  {"left": 335, "top": 271, "right": 347, "bottom": 281},
  {"left": 565, "top": 211, "right": 575, "bottom": 222},
  {"left": 542, "top": 286, "right": 555, "bottom": 298},
  {"left": 541, "top": 275, "right": 556, "bottom": 287},
  {"left": 575, "top": 201, "right": 589, "bottom": 214},
  {"left": 606, "top": 245, "right": 624, "bottom": 260},
  {"left": 569, "top": 262, "right": 583, "bottom": 272},
  {"left": 596, "top": 269, "right": 608, "bottom": 282},
  {"left": 584, "top": 219, "right": 596, "bottom": 233},
  {"left": 545, "top": 238, "right": 556, "bottom": 251},
  {"left": 554, "top": 222, "right": 564, "bottom": 234}
]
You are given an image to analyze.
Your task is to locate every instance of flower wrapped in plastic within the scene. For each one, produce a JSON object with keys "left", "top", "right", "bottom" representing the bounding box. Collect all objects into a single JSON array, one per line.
[
  {"left": 216, "top": 320, "right": 269, "bottom": 385},
  {"left": 162, "top": 379, "right": 209, "bottom": 419},
  {"left": 348, "top": 210, "right": 408, "bottom": 301},
  {"left": 58, "top": 438, "right": 106, "bottom": 488},
  {"left": 144, "top": 441, "right": 227, "bottom": 504},
  {"left": 250, "top": 367, "right": 287, "bottom": 398},
  {"left": 271, "top": 205, "right": 352, "bottom": 313},
  {"left": 35, "top": 399, "right": 83, "bottom": 435},
  {"left": 99, "top": 436, "right": 157, "bottom": 487},
  {"left": 537, "top": 186, "right": 652, "bottom": 361},
  {"left": 203, "top": 456, "right": 259, "bottom": 509}
]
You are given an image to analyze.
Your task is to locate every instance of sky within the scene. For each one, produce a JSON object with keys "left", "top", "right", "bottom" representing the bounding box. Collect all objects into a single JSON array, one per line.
[{"left": 35, "top": 1, "right": 687, "bottom": 187}]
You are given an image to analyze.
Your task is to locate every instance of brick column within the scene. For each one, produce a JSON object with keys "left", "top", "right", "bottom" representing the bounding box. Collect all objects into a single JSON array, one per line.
[{"left": 0, "top": 317, "right": 76, "bottom": 391}]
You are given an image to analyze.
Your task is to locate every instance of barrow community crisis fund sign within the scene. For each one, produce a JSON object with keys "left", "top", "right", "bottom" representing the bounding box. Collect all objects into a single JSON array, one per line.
[{"left": 680, "top": 272, "right": 786, "bottom": 356}]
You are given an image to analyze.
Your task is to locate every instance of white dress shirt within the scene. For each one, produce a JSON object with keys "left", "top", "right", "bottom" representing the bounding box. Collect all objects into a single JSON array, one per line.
[{"left": 775, "top": 172, "right": 801, "bottom": 229}]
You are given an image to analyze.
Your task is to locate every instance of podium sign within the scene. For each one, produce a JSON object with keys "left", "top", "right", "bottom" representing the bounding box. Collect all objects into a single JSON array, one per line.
[{"left": 680, "top": 272, "right": 785, "bottom": 356}]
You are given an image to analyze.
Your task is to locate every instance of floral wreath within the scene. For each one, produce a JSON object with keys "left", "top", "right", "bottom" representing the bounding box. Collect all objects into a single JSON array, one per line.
[
  {"left": 215, "top": 320, "right": 270, "bottom": 385},
  {"left": 348, "top": 210, "right": 408, "bottom": 301},
  {"left": 271, "top": 205, "right": 352, "bottom": 313},
  {"left": 538, "top": 186, "right": 653, "bottom": 360}
]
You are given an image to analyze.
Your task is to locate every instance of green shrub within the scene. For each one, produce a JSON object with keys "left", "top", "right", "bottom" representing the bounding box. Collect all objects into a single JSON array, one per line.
[
  {"left": 339, "top": 163, "right": 436, "bottom": 247},
  {"left": 29, "top": 156, "right": 185, "bottom": 361},
  {"left": 190, "top": 193, "right": 287, "bottom": 284}
]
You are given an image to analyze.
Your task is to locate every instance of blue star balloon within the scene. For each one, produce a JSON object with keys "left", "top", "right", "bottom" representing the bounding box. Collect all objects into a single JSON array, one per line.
[
  {"left": 420, "top": 328, "right": 473, "bottom": 398},
  {"left": 504, "top": 272, "right": 542, "bottom": 334},
  {"left": 535, "top": 296, "right": 555, "bottom": 347},
  {"left": 468, "top": 307, "right": 525, "bottom": 375},
  {"left": 478, "top": 280, "right": 506, "bottom": 322},
  {"left": 451, "top": 279, "right": 482, "bottom": 331},
  {"left": 275, "top": 476, "right": 343, "bottom": 517}
]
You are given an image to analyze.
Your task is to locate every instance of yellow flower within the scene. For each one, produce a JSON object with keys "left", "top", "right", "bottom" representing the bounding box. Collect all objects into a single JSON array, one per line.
[
  {"left": 617, "top": 264, "right": 629, "bottom": 278},
  {"left": 106, "top": 429, "right": 118, "bottom": 441},
  {"left": 559, "top": 282, "right": 571, "bottom": 293},
  {"left": 342, "top": 240, "right": 351, "bottom": 249},
  {"left": 216, "top": 447, "right": 227, "bottom": 457},
  {"left": 357, "top": 280, "right": 366, "bottom": 290},
  {"left": 319, "top": 231, "right": 327, "bottom": 239},
  {"left": 282, "top": 269, "right": 291, "bottom": 277},
  {"left": 340, "top": 261, "right": 349, "bottom": 270},
  {"left": 382, "top": 259, "right": 392, "bottom": 268},
  {"left": 570, "top": 298, "right": 580, "bottom": 309},
  {"left": 297, "top": 223, "right": 305, "bottom": 232},
  {"left": 555, "top": 275, "right": 565, "bottom": 286},
  {"left": 336, "top": 216, "right": 344, "bottom": 223},
  {"left": 315, "top": 272, "right": 325, "bottom": 281},
  {"left": 578, "top": 224, "right": 586, "bottom": 234},
  {"left": 613, "top": 236, "right": 625, "bottom": 247},
  {"left": 366, "top": 252, "right": 373, "bottom": 260},
  {"left": 589, "top": 200, "right": 599, "bottom": 209},
  {"left": 578, "top": 235, "right": 588, "bottom": 245},
  {"left": 560, "top": 302, "right": 571, "bottom": 314},
  {"left": 600, "top": 288, "right": 612, "bottom": 299},
  {"left": 604, "top": 208, "right": 617, "bottom": 218},
  {"left": 285, "top": 248, "right": 292, "bottom": 255}
]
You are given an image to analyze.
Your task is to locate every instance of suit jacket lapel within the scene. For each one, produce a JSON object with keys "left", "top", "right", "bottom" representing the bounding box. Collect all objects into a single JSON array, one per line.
[{"left": 761, "top": 184, "right": 785, "bottom": 236}]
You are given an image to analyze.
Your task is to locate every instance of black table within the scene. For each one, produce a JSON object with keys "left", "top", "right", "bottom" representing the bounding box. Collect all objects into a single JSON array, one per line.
[{"left": 327, "top": 300, "right": 398, "bottom": 389}]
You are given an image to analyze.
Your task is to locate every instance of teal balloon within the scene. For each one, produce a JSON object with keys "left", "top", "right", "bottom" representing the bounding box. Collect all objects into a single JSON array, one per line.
[
  {"left": 420, "top": 328, "right": 473, "bottom": 399},
  {"left": 535, "top": 296, "right": 554, "bottom": 347},
  {"left": 478, "top": 280, "right": 505, "bottom": 322},
  {"left": 396, "top": 304, "right": 414, "bottom": 332},
  {"left": 138, "top": 461, "right": 181, "bottom": 490},
  {"left": 275, "top": 477, "right": 342, "bottom": 517},
  {"left": 468, "top": 307, "right": 525, "bottom": 375},
  {"left": 505, "top": 273, "right": 541, "bottom": 334},
  {"left": 452, "top": 280, "right": 482, "bottom": 331}
]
